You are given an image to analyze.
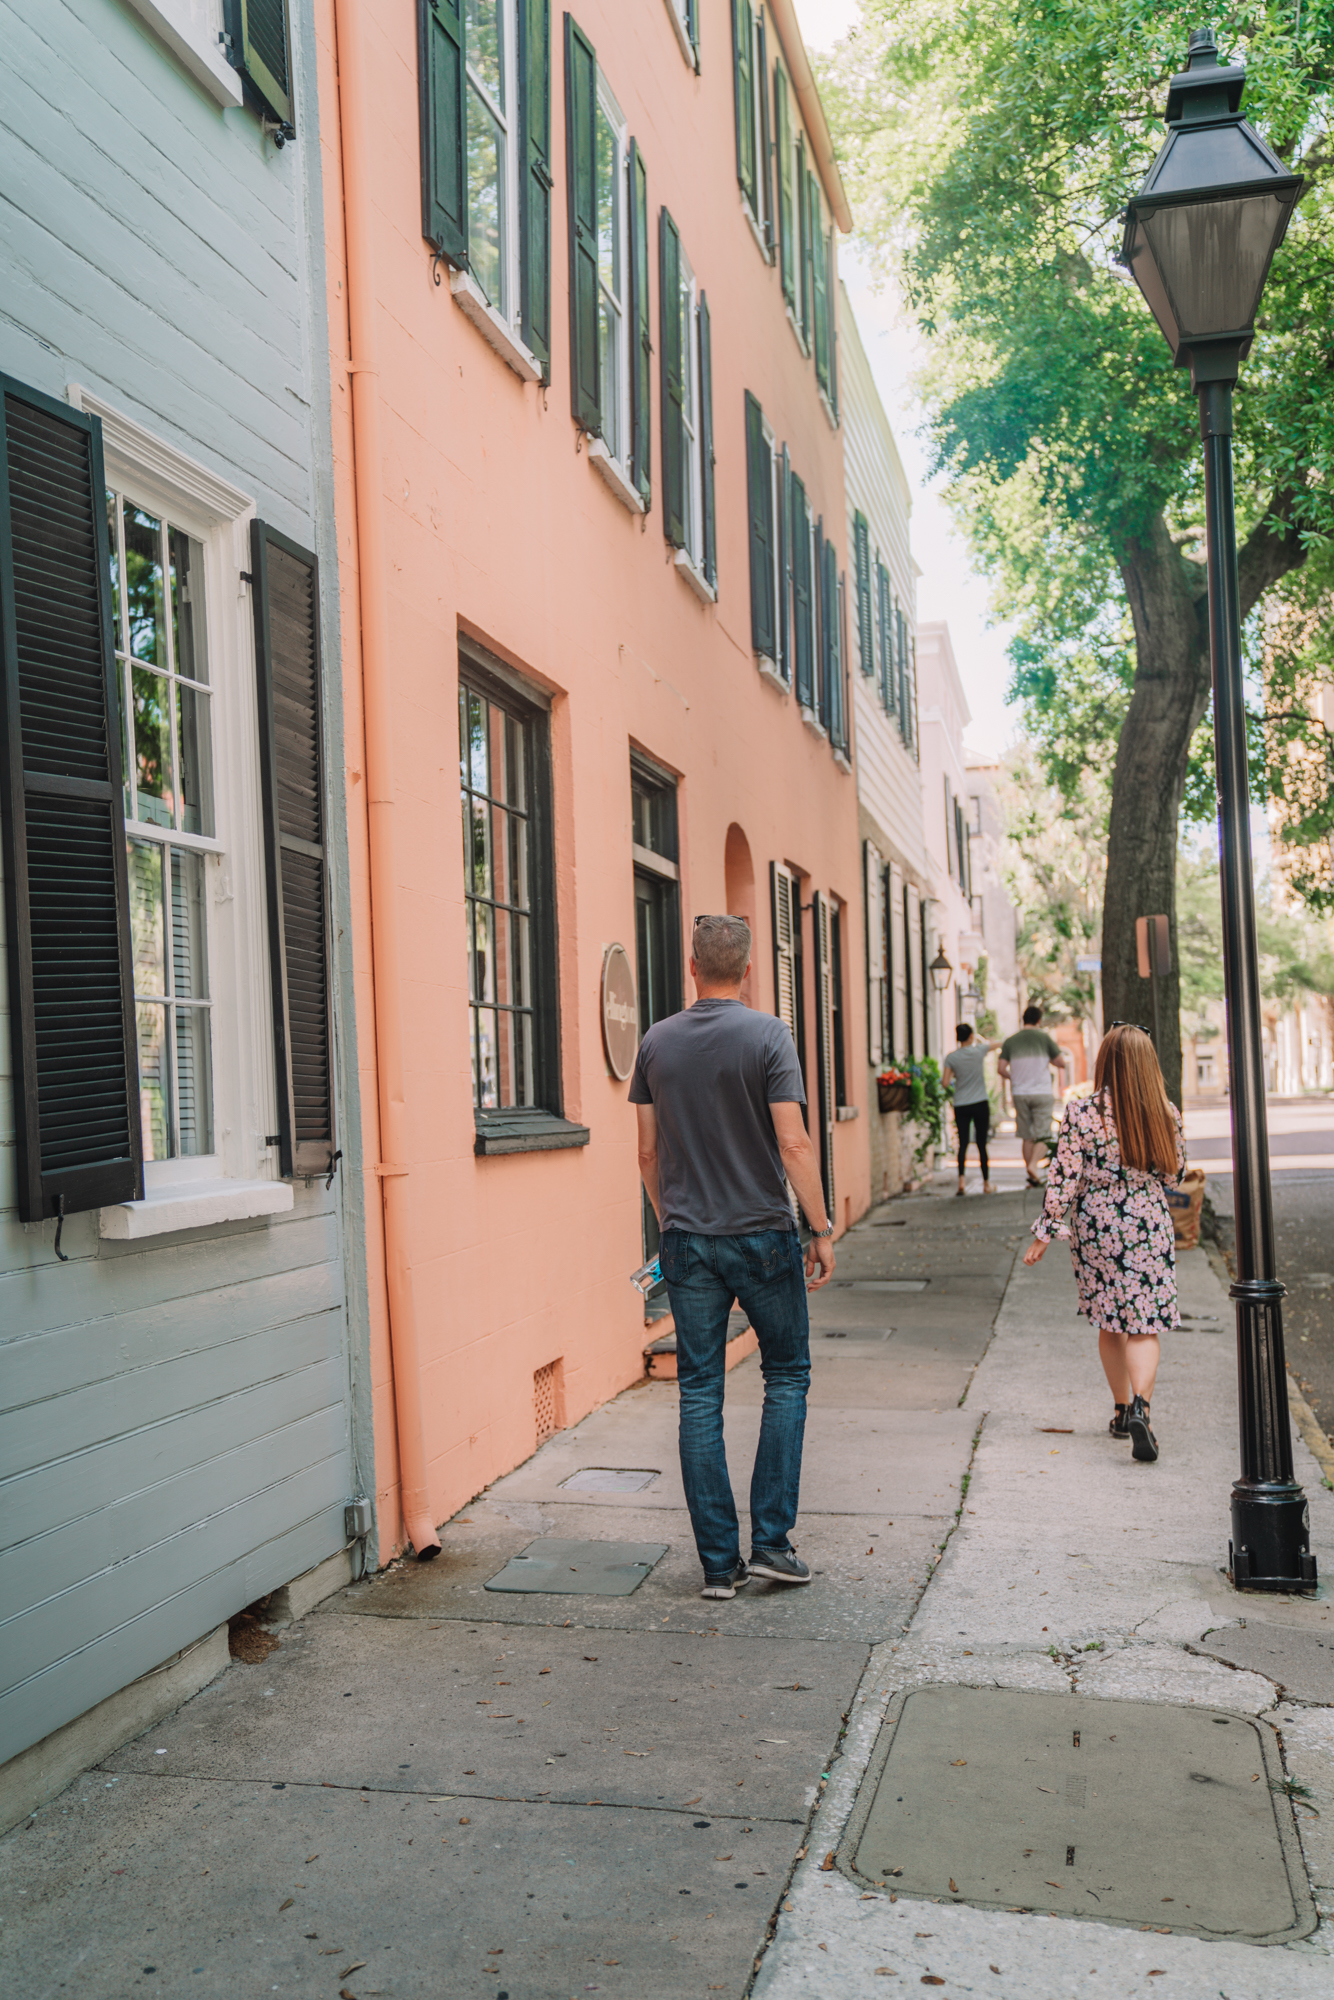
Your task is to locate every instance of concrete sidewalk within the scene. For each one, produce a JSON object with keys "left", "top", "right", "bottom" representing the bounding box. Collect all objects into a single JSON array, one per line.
[{"left": 4, "top": 1186, "right": 1334, "bottom": 1998}]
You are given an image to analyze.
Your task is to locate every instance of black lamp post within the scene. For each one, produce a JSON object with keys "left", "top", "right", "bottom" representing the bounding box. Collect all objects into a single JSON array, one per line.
[{"left": 1121, "top": 27, "right": 1315, "bottom": 1593}]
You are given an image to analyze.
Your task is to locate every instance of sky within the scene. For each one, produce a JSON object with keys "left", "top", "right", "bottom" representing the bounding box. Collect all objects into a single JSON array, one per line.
[{"left": 793, "top": 0, "right": 1023, "bottom": 757}]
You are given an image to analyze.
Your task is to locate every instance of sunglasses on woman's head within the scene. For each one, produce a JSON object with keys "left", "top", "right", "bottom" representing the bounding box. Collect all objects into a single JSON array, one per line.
[{"left": 1110, "top": 1020, "right": 1152, "bottom": 1036}]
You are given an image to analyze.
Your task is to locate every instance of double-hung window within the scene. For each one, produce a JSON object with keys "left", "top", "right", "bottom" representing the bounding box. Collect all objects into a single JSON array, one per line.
[
  {"left": 731, "top": 1, "right": 773, "bottom": 253},
  {"left": 110, "top": 491, "right": 216, "bottom": 1160},
  {"left": 464, "top": 0, "right": 518, "bottom": 318},
  {"left": 595, "top": 75, "right": 628, "bottom": 468},
  {"left": 662, "top": 217, "right": 716, "bottom": 587}
]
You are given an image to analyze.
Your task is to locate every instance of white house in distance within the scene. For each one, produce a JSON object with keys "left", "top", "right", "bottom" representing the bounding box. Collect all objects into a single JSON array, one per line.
[{"left": 916, "top": 621, "right": 1001, "bottom": 1049}]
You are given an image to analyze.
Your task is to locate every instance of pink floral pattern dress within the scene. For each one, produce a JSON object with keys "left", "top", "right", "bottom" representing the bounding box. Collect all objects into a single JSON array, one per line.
[{"left": 1031, "top": 1091, "right": 1187, "bottom": 1336}]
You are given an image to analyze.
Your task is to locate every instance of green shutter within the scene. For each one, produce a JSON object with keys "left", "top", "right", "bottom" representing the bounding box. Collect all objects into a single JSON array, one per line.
[
  {"left": 826, "top": 224, "right": 839, "bottom": 416},
  {"left": 791, "top": 471, "right": 812, "bottom": 705},
  {"left": 797, "top": 134, "right": 812, "bottom": 346},
  {"left": 698, "top": 293, "right": 716, "bottom": 588},
  {"left": 686, "top": 0, "right": 699, "bottom": 64},
  {"left": 854, "top": 513, "right": 873, "bottom": 676},
  {"left": 225, "top": 0, "right": 294, "bottom": 132},
  {"left": 659, "top": 209, "right": 685, "bottom": 547},
  {"left": 811, "top": 177, "right": 830, "bottom": 395},
  {"left": 775, "top": 65, "right": 795, "bottom": 310},
  {"left": 565, "top": 14, "right": 600, "bottom": 433},
  {"left": 731, "top": 0, "right": 756, "bottom": 210},
  {"left": 418, "top": 0, "right": 467, "bottom": 265},
  {"left": 744, "top": 392, "right": 775, "bottom": 659},
  {"left": 755, "top": 6, "right": 773, "bottom": 252},
  {"left": 815, "top": 515, "right": 829, "bottom": 729},
  {"left": 777, "top": 441, "right": 791, "bottom": 681},
  {"left": 829, "top": 556, "right": 848, "bottom": 750},
  {"left": 629, "top": 140, "right": 652, "bottom": 506},
  {"left": 0, "top": 378, "right": 143, "bottom": 1222},
  {"left": 519, "top": 0, "right": 552, "bottom": 374},
  {"left": 877, "top": 564, "right": 894, "bottom": 713}
]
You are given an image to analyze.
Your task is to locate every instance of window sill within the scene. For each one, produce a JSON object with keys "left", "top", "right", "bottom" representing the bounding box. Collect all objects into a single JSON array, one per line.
[
  {"left": 124, "top": 0, "right": 244, "bottom": 107},
  {"left": 836, "top": 1105, "right": 860, "bottom": 1122},
  {"left": 662, "top": 0, "right": 697, "bottom": 69},
  {"left": 674, "top": 548, "right": 716, "bottom": 602},
  {"left": 833, "top": 748, "right": 853, "bottom": 776},
  {"left": 741, "top": 198, "right": 773, "bottom": 266},
  {"left": 757, "top": 657, "right": 789, "bottom": 694},
  {"left": 819, "top": 386, "right": 840, "bottom": 432},
  {"left": 800, "top": 706, "right": 827, "bottom": 741},
  {"left": 100, "top": 1176, "right": 295, "bottom": 1240},
  {"left": 786, "top": 304, "right": 809, "bottom": 358},
  {"left": 449, "top": 269, "right": 543, "bottom": 383},
  {"left": 587, "top": 439, "right": 646, "bottom": 514},
  {"left": 474, "top": 1111, "right": 592, "bottom": 1156}
]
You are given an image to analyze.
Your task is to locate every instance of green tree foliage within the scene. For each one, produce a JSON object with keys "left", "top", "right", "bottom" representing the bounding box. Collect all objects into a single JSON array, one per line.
[
  {"left": 997, "top": 744, "right": 1109, "bottom": 1024},
  {"left": 820, "top": 0, "right": 1334, "bottom": 1094}
]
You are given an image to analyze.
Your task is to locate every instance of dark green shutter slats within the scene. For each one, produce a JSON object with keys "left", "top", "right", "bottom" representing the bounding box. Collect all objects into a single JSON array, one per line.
[
  {"left": 756, "top": 7, "right": 774, "bottom": 253},
  {"left": 744, "top": 391, "right": 775, "bottom": 660},
  {"left": 630, "top": 141, "right": 652, "bottom": 505},
  {"left": 660, "top": 208, "right": 685, "bottom": 548},
  {"left": 0, "top": 379, "right": 142, "bottom": 1222},
  {"left": 519, "top": 0, "right": 552, "bottom": 374},
  {"left": 686, "top": 0, "right": 699, "bottom": 65},
  {"left": 811, "top": 176, "right": 830, "bottom": 396},
  {"left": 225, "top": 0, "right": 294, "bottom": 130},
  {"left": 698, "top": 293, "right": 716, "bottom": 587},
  {"left": 878, "top": 565, "right": 895, "bottom": 713},
  {"left": 826, "top": 224, "right": 839, "bottom": 417},
  {"left": 777, "top": 441, "right": 791, "bottom": 681},
  {"left": 419, "top": 0, "right": 468, "bottom": 265},
  {"left": 854, "top": 514, "right": 873, "bottom": 676},
  {"left": 797, "top": 135, "right": 812, "bottom": 345},
  {"left": 565, "top": 14, "right": 600, "bottom": 433},
  {"left": 814, "top": 515, "right": 827, "bottom": 728},
  {"left": 731, "top": 0, "right": 756, "bottom": 211},
  {"left": 775, "top": 65, "right": 795, "bottom": 310},
  {"left": 829, "top": 554, "right": 848, "bottom": 750},
  {"left": 251, "top": 523, "right": 335, "bottom": 1181},
  {"left": 791, "top": 471, "right": 812, "bottom": 705}
]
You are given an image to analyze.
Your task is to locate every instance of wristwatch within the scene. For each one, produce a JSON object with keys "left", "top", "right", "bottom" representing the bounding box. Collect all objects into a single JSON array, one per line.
[{"left": 809, "top": 1220, "right": 834, "bottom": 1239}]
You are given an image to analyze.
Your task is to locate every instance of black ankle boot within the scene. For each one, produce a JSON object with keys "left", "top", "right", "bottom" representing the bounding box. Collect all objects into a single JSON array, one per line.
[
  {"left": 1109, "top": 1403, "right": 1131, "bottom": 1438},
  {"left": 1126, "top": 1395, "right": 1158, "bottom": 1463}
]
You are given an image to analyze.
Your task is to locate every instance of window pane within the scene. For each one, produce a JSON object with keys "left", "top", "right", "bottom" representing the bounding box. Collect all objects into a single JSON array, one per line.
[
  {"left": 507, "top": 799, "right": 528, "bottom": 909},
  {"left": 136, "top": 1001, "right": 171, "bottom": 1161},
  {"left": 106, "top": 493, "right": 123, "bottom": 647},
  {"left": 169, "top": 529, "right": 209, "bottom": 685},
  {"left": 468, "top": 690, "right": 489, "bottom": 794},
  {"left": 488, "top": 701, "right": 509, "bottom": 805},
  {"left": 469, "top": 795, "right": 492, "bottom": 898},
  {"left": 177, "top": 684, "right": 214, "bottom": 836},
  {"left": 514, "top": 1007, "right": 534, "bottom": 1106},
  {"left": 132, "top": 665, "right": 175, "bottom": 827},
  {"left": 174, "top": 1005, "right": 213, "bottom": 1156},
  {"left": 599, "top": 296, "right": 621, "bottom": 462},
  {"left": 170, "top": 847, "right": 209, "bottom": 999},
  {"left": 491, "top": 800, "right": 511, "bottom": 906},
  {"left": 465, "top": 0, "right": 504, "bottom": 107},
  {"left": 471, "top": 901, "right": 496, "bottom": 1004},
  {"left": 128, "top": 837, "right": 166, "bottom": 996},
  {"left": 596, "top": 107, "right": 620, "bottom": 298},
  {"left": 123, "top": 504, "right": 167, "bottom": 667},
  {"left": 510, "top": 910, "right": 530, "bottom": 1008},
  {"left": 467, "top": 85, "right": 505, "bottom": 313},
  {"left": 505, "top": 710, "right": 526, "bottom": 810},
  {"left": 475, "top": 1007, "right": 499, "bottom": 1108}
]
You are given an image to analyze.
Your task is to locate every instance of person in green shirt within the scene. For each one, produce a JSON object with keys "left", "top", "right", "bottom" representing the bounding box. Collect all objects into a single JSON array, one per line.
[{"left": 999, "top": 1005, "right": 1071, "bottom": 1186}]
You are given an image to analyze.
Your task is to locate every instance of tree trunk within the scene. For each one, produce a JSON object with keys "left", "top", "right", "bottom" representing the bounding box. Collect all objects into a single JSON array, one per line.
[{"left": 1101, "top": 515, "right": 1211, "bottom": 1107}]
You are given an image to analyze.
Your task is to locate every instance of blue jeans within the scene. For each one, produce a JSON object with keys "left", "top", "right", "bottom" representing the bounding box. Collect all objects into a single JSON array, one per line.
[{"left": 658, "top": 1227, "right": 811, "bottom": 1577}]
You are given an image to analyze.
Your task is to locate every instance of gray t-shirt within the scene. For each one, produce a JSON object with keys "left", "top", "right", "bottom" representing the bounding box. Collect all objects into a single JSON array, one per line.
[
  {"left": 628, "top": 999, "right": 806, "bottom": 1235},
  {"left": 943, "top": 1043, "right": 989, "bottom": 1107}
]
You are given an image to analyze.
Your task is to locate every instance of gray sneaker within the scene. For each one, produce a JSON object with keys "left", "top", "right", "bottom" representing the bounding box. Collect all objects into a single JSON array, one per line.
[
  {"left": 700, "top": 1562, "right": 751, "bottom": 1600},
  {"left": 748, "top": 1548, "right": 811, "bottom": 1585}
]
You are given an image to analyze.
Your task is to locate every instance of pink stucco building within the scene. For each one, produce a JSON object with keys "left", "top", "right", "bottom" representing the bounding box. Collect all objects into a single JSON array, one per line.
[{"left": 315, "top": 0, "right": 867, "bottom": 1555}]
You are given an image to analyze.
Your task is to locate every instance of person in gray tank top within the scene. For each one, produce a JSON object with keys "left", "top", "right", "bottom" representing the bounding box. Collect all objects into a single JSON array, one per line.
[{"left": 942, "top": 1022, "right": 1000, "bottom": 1195}]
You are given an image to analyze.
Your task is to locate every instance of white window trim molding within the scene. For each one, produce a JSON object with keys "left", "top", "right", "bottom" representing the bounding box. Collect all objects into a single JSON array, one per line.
[
  {"left": 819, "top": 385, "right": 839, "bottom": 433},
  {"left": 449, "top": 268, "right": 542, "bottom": 383},
  {"left": 673, "top": 547, "right": 715, "bottom": 603},
  {"left": 662, "top": 0, "right": 696, "bottom": 68},
  {"left": 100, "top": 1177, "right": 295, "bottom": 1240},
  {"left": 122, "top": 0, "right": 243, "bottom": 108},
  {"left": 68, "top": 386, "right": 252, "bottom": 520},
  {"left": 833, "top": 748, "right": 853, "bottom": 776},
  {"left": 800, "top": 705, "right": 827, "bottom": 741},
  {"left": 742, "top": 196, "right": 772, "bottom": 265},
  {"left": 785, "top": 303, "right": 809, "bottom": 358},
  {"left": 588, "top": 438, "right": 646, "bottom": 514},
  {"left": 757, "top": 657, "right": 788, "bottom": 695}
]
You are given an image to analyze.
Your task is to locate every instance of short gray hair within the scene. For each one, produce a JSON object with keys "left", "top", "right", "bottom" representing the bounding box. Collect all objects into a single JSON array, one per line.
[{"left": 693, "top": 913, "right": 752, "bottom": 983}]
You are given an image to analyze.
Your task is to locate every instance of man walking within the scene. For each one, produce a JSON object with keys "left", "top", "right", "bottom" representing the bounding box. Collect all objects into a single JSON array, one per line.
[
  {"left": 999, "top": 1003, "right": 1071, "bottom": 1187},
  {"left": 631, "top": 914, "right": 834, "bottom": 1600}
]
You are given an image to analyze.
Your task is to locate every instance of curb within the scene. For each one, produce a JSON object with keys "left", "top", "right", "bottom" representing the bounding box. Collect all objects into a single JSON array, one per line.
[{"left": 1286, "top": 1372, "right": 1334, "bottom": 1489}]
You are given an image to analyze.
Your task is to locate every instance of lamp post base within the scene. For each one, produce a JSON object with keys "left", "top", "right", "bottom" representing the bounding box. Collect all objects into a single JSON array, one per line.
[{"left": 1230, "top": 1484, "right": 1317, "bottom": 1593}]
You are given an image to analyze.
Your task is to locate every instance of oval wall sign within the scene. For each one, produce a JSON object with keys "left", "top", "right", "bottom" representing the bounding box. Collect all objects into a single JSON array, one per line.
[{"left": 601, "top": 943, "right": 639, "bottom": 1081}]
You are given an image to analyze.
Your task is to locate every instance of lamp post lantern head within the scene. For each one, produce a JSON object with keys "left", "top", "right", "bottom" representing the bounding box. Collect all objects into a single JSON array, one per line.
[
  {"left": 929, "top": 947, "right": 954, "bottom": 995},
  {"left": 1120, "top": 27, "right": 1303, "bottom": 387}
]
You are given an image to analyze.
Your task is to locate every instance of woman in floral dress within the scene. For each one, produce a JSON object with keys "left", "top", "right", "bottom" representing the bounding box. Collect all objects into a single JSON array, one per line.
[{"left": 1022, "top": 1024, "right": 1186, "bottom": 1461}]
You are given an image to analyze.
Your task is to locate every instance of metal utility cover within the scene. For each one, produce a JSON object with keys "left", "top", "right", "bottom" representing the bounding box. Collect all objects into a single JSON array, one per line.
[
  {"left": 559, "top": 1468, "right": 660, "bottom": 1493},
  {"left": 484, "top": 1538, "right": 668, "bottom": 1595},
  {"left": 842, "top": 1686, "right": 1313, "bottom": 1943},
  {"left": 818, "top": 1329, "right": 893, "bottom": 1341}
]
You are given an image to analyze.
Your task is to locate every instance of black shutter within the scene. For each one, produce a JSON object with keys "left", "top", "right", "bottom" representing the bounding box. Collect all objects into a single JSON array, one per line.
[
  {"left": 777, "top": 441, "right": 791, "bottom": 681},
  {"left": 756, "top": 6, "right": 774, "bottom": 253},
  {"left": 225, "top": 0, "right": 294, "bottom": 131},
  {"left": 791, "top": 471, "right": 812, "bottom": 705},
  {"left": 731, "top": 0, "right": 756, "bottom": 210},
  {"left": 698, "top": 293, "right": 716, "bottom": 588},
  {"left": 0, "top": 379, "right": 142, "bottom": 1222},
  {"left": 565, "top": 14, "right": 601, "bottom": 433},
  {"left": 251, "top": 523, "right": 335, "bottom": 1181},
  {"left": 744, "top": 392, "right": 775, "bottom": 659},
  {"left": 797, "top": 134, "right": 811, "bottom": 345},
  {"left": 629, "top": 140, "right": 652, "bottom": 506},
  {"left": 811, "top": 178, "right": 830, "bottom": 396},
  {"left": 774, "top": 65, "right": 795, "bottom": 309},
  {"left": 854, "top": 512, "right": 873, "bottom": 675},
  {"left": 660, "top": 208, "right": 685, "bottom": 548},
  {"left": 418, "top": 0, "right": 468, "bottom": 266},
  {"left": 519, "top": 0, "right": 552, "bottom": 375}
]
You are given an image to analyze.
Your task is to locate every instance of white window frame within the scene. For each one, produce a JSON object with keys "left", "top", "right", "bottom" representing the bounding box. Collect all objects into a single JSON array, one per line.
[
  {"left": 594, "top": 70, "right": 631, "bottom": 473},
  {"left": 123, "top": 0, "right": 243, "bottom": 109},
  {"left": 465, "top": 0, "right": 522, "bottom": 326},
  {"left": 68, "top": 389, "right": 294, "bottom": 1238},
  {"left": 663, "top": 0, "right": 695, "bottom": 67},
  {"left": 680, "top": 247, "right": 702, "bottom": 569}
]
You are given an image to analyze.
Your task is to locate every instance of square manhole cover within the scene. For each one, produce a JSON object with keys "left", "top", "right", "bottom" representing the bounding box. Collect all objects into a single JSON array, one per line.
[
  {"left": 559, "top": 1468, "right": 660, "bottom": 1493},
  {"left": 484, "top": 1538, "right": 668, "bottom": 1595},
  {"left": 842, "top": 1686, "right": 1312, "bottom": 1942}
]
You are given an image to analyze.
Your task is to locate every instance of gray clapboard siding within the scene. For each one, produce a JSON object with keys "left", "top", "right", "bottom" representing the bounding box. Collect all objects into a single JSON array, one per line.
[{"left": 0, "top": 0, "right": 367, "bottom": 1768}]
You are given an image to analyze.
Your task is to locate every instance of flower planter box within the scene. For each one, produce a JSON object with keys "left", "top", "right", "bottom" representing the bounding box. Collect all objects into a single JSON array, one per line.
[{"left": 877, "top": 1079, "right": 912, "bottom": 1115}]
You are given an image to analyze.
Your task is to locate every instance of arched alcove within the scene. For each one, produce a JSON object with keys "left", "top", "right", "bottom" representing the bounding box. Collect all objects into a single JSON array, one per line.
[{"left": 724, "top": 823, "right": 757, "bottom": 1007}]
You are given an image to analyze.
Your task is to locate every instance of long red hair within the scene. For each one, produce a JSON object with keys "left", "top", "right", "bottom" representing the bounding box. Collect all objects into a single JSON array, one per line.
[{"left": 1094, "top": 1025, "right": 1177, "bottom": 1175}]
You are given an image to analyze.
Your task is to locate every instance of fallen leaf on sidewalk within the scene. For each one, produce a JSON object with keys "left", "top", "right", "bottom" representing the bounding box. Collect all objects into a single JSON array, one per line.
[
  {"left": 1038, "top": 1428, "right": 1072, "bottom": 1434},
  {"left": 1148, "top": 1972, "right": 1167, "bottom": 1978},
  {"left": 990, "top": 1968, "right": 1001, "bottom": 1975},
  {"left": 948, "top": 1879, "right": 958, "bottom": 1893},
  {"left": 950, "top": 1759, "right": 966, "bottom": 1767},
  {"left": 1045, "top": 1880, "right": 1063, "bottom": 1889},
  {"left": 339, "top": 1965, "right": 367, "bottom": 1979},
  {"left": 922, "top": 1980, "right": 945, "bottom": 1988},
  {"left": 279, "top": 1897, "right": 294, "bottom": 1911},
  {"left": 305, "top": 1854, "right": 319, "bottom": 1863},
  {"left": 818, "top": 1943, "right": 828, "bottom": 1953},
  {"left": 682, "top": 1796, "right": 703, "bottom": 1805},
  {"left": 822, "top": 1852, "right": 837, "bottom": 1871},
  {"left": 874, "top": 1970, "right": 895, "bottom": 1977},
  {"left": 624, "top": 1750, "right": 649, "bottom": 1757}
]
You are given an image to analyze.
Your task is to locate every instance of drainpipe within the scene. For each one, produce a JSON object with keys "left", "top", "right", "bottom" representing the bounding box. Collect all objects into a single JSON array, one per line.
[{"left": 333, "top": 0, "right": 441, "bottom": 1559}]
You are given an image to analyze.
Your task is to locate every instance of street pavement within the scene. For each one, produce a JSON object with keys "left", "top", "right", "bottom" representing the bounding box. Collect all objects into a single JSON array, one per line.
[
  {"left": 5, "top": 1176, "right": 1334, "bottom": 1998},
  {"left": 1184, "top": 1095, "right": 1334, "bottom": 1445}
]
